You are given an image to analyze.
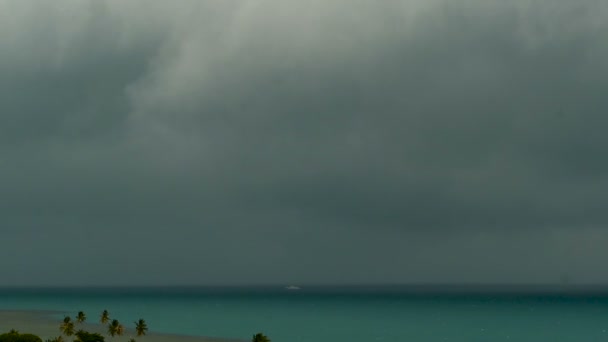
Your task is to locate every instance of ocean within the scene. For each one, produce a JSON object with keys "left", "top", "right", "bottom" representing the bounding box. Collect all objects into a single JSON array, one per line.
[{"left": 2, "top": 286, "right": 608, "bottom": 342}]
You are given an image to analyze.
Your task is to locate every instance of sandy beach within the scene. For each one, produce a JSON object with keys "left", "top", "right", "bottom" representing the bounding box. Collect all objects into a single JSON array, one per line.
[{"left": 0, "top": 311, "right": 244, "bottom": 342}]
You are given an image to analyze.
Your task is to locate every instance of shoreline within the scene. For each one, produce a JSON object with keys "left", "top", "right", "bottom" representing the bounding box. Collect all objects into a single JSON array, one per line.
[{"left": 0, "top": 310, "right": 244, "bottom": 342}]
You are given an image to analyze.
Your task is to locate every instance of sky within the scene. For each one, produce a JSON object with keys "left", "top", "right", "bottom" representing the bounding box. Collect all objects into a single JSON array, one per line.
[{"left": 1, "top": 0, "right": 608, "bottom": 286}]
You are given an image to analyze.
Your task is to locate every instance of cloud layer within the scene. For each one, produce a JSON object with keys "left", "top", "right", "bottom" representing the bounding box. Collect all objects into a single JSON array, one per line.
[{"left": 1, "top": 0, "right": 608, "bottom": 285}]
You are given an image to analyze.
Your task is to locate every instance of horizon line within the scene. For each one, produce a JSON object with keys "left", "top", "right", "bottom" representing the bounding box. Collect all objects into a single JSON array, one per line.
[{"left": 2, "top": 283, "right": 608, "bottom": 288}]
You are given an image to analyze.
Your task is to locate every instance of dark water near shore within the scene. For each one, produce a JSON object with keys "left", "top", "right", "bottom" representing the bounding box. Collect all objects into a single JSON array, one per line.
[{"left": 2, "top": 285, "right": 608, "bottom": 341}]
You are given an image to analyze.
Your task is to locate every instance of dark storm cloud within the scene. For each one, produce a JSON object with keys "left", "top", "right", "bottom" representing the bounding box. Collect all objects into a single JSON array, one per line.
[{"left": 1, "top": 0, "right": 608, "bottom": 285}]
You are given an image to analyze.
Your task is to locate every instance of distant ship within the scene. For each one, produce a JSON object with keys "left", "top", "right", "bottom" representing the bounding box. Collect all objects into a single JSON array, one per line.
[{"left": 285, "top": 285, "right": 301, "bottom": 290}]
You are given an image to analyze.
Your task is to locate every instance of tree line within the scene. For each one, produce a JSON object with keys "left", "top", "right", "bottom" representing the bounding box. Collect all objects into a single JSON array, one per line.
[{"left": 1, "top": 310, "right": 270, "bottom": 342}]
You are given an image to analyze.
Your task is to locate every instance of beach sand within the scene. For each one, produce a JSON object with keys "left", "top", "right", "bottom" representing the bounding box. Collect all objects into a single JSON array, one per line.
[{"left": 0, "top": 311, "right": 244, "bottom": 342}]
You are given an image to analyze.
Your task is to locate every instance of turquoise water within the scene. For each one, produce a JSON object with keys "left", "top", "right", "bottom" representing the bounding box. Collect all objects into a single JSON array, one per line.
[{"left": 2, "top": 287, "right": 608, "bottom": 341}]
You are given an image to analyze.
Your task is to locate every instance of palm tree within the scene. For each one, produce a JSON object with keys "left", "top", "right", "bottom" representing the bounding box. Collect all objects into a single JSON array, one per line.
[
  {"left": 134, "top": 319, "right": 148, "bottom": 337},
  {"left": 100, "top": 310, "right": 110, "bottom": 324},
  {"left": 76, "top": 311, "right": 87, "bottom": 324},
  {"left": 251, "top": 333, "right": 270, "bottom": 342},
  {"left": 108, "top": 319, "right": 121, "bottom": 337},
  {"left": 60, "top": 316, "right": 75, "bottom": 337},
  {"left": 116, "top": 323, "right": 125, "bottom": 337},
  {"left": 68, "top": 322, "right": 76, "bottom": 332}
]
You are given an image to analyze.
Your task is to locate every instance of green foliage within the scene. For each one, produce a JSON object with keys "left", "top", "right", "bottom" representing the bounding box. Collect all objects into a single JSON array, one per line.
[
  {"left": 18, "top": 335, "right": 41, "bottom": 342},
  {"left": 100, "top": 310, "right": 110, "bottom": 325},
  {"left": 134, "top": 319, "right": 148, "bottom": 337},
  {"left": 107, "top": 319, "right": 123, "bottom": 337},
  {"left": 74, "top": 330, "right": 104, "bottom": 342},
  {"left": 19, "top": 334, "right": 42, "bottom": 342},
  {"left": 0, "top": 331, "right": 42, "bottom": 342},
  {"left": 55, "top": 309, "right": 147, "bottom": 341},
  {"left": 59, "top": 316, "right": 75, "bottom": 337},
  {"left": 251, "top": 333, "right": 271, "bottom": 342},
  {"left": 76, "top": 311, "right": 87, "bottom": 324},
  {"left": 45, "top": 336, "right": 63, "bottom": 342}
]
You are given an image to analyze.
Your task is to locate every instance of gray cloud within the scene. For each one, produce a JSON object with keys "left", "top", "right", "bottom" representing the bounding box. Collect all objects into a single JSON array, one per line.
[{"left": 1, "top": 0, "right": 608, "bottom": 285}]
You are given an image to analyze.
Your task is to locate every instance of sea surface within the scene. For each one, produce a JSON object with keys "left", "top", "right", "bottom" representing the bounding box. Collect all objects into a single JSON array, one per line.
[{"left": 2, "top": 286, "right": 608, "bottom": 342}]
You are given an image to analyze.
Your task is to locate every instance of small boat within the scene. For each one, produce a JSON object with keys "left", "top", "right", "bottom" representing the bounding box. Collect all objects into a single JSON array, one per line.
[{"left": 285, "top": 285, "right": 301, "bottom": 290}]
